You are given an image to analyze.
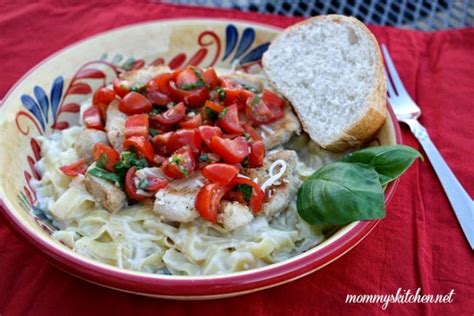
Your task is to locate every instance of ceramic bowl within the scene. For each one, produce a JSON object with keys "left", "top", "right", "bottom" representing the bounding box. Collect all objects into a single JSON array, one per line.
[{"left": 0, "top": 19, "right": 401, "bottom": 299}]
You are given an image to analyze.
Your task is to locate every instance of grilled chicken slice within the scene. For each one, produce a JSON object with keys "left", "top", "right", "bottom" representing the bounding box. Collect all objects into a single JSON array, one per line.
[
  {"left": 243, "top": 150, "right": 299, "bottom": 218},
  {"left": 74, "top": 128, "right": 108, "bottom": 163},
  {"left": 105, "top": 99, "right": 127, "bottom": 152},
  {"left": 217, "top": 201, "right": 254, "bottom": 231},
  {"left": 153, "top": 172, "right": 205, "bottom": 223},
  {"left": 83, "top": 167, "right": 127, "bottom": 213},
  {"left": 258, "top": 107, "right": 301, "bottom": 150}
]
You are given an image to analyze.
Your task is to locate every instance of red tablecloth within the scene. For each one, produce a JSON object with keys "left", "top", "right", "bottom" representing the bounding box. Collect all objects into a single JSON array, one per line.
[{"left": 1, "top": 1, "right": 473, "bottom": 315}]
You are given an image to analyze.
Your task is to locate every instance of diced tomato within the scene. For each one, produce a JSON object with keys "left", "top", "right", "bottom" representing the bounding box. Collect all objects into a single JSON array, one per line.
[
  {"left": 246, "top": 95, "right": 280, "bottom": 126},
  {"left": 113, "top": 78, "right": 131, "bottom": 98},
  {"left": 153, "top": 154, "right": 166, "bottom": 166},
  {"left": 144, "top": 175, "right": 168, "bottom": 191},
  {"left": 167, "top": 129, "right": 202, "bottom": 154},
  {"left": 124, "top": 114, "right": 149, "bottom": 138},
  {"left": 83, "top": 106, "right": 104, "bottom": 130},
  {"left": 205, "top": 100, "right": 224, "bottom": 113},
  {"left": 124, "top": 136, "right": 155, "bottom": 163},
  {"left": 242, "top": 123, "right": 262, "bottom": 141},
  {"left": 152, "top": 131, "right": 173, "bottom": 156},
  {"left": 179, "top": 113, "right": 202, "bottom": 129},
  {"left": 59, "top": 159, "right": 87, "bottom": 177},
  {"left": 209, "top": 136, "right": 249, "bottom": 164},
  {"left": 217, "top": 104, "right": 244, "bottom": 135},
  {"left": 146, "top": 90, "right": 169, "bottom": 107},
  {"left": 195, "top": 183, "right": 227, "bottom": 222},
  {"left": 229, "top": 176, "right": 264, "bottom": 213},
  {"left": 248, "top": 140, "right": 265, "bottom": 168},
  {"left": 224, "top": 191, "right": 247, "bottom": 205},
  {"left": 147, "top": 73, "right": 173, "bottom": 95},
  {"left": 202, "top": 100, "right": 224, "bottom": 121},
  {"left": 175, "top": 67, "right": 199, "bottom": 88},
  {"left": 226, "top": 89, "right": 256, "bottom": 110},
  {"left": 92, "top": 143, "right": 120, "bottom": 171},
  {"left": 220, "top": 78, "right": 255, "bottom": 109},
  {"left": 198, "top": 126, "right": 223, "bottom": 146},
  {"left": 168, "top": 68, "right": 209, "bottom": 107},
  {"left": 202, "top": 68, "right": 220, "bottom": 88},
  {"left": 146, "top": 73, "right": 172, "bottom": 106},
  {"left": 119, "top": 91, "right": 152, "bottom": 115},
  {"left": 202, "top": 163, "right": 239, "bottom": 186},
  {"left": 152, "top": 102, "right": 186, "bottom": 126},
  {"left": 183, "top": 87, "right": 209, "bottom": 108},
  {"left": 161, "top": 146, "right": 196, "bottom": 179},
  {"left": 262, "top": 89, "right": 285, "bottom": 109},
  {"left": 92, "top": 87, "right": 116, "bottom": 119},
  {"left": 125, "top": 166, "right": 149, "bottom": 201}
]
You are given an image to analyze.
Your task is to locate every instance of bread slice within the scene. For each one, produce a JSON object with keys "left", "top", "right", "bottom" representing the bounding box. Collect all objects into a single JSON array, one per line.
[{"left": 262, "top": 15, "right": 386, "bottom": 152}]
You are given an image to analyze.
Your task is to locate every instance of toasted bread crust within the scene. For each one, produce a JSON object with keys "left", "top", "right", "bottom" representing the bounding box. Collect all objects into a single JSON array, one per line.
[{"left": 262, "top": 15, "right": 387, "bottom": 152}]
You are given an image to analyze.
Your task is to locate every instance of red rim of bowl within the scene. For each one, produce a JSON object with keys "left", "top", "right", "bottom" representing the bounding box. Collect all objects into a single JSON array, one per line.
[{"left": 0, "top": 18, "right": 402, "bottom": 298}]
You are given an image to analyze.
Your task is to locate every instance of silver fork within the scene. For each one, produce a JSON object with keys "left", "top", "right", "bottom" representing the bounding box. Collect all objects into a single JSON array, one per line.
[{"left": 381, "top": 44, "right": 474, "bottom": 250}]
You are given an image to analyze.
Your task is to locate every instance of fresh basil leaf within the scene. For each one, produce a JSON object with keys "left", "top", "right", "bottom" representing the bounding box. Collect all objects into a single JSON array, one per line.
[
  {"left": 235, "top": 184, "right": 252, "bottom": 202},
  {"left": 96, "top": 152, "right": 108, "bottom": 169},
  {"left": 341, "top": 145, "right": 422, "bottom": 186},
  {"left": 88, "top": 167, "right": 121, "bottom": 184},
  {"left": 298, "top": 162, "right": 385, "bottom": 225}
]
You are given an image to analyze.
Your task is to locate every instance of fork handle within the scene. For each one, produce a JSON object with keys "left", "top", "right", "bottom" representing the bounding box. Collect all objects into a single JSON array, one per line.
[{"left": 405, "top": 119, "right": 474, "bottom": 249}]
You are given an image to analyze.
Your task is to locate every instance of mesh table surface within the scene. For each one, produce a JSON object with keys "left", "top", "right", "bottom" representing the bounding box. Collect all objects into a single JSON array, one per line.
[{"left": 165, "top": 0, "right": 474, "bottom": 30}]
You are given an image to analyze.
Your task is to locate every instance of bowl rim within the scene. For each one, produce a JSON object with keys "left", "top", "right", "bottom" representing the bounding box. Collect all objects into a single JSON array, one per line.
[{"left": 0, "top": 18, "right": 402, "bottom": 298}]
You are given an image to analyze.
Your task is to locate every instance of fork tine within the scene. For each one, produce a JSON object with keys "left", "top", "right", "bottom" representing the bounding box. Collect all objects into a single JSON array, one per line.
[
  {"left": 383, "top": 68, "right": 397, "bottom": 98},
  {"left": 381, "top": 44, "right": 408, "bottom": 96}
]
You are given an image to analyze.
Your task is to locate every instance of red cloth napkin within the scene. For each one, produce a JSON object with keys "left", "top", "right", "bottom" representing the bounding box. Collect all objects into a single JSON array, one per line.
[{"left": 1, "top": 1, "right": 473, "bottom": 315}]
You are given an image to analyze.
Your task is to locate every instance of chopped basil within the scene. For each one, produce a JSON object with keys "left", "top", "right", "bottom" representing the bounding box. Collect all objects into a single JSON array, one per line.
[
  {"left": 230, "top": 78, "right": 260, "bottom": 93},
  {"left": 170, "top": 156, "right": 183, "bottom": 165},
  {"left": 179, "top": 166, "right": 190, "bottom": 177},
  {"left": 180, "top": 68, "right": 207, "bottom": 90},
  {"left": 88, "top": 167, "right": 121, "bottom": 185},
  {"left": 181, "top": 81, "right": 205, "bottom": 91},
  {"left": 219, "top": 107, "right": 228, "bottom": 119},
  {"left": 250, "top": 95, "right": 261, "bottom": 107},
  {"left": 241, "top": 156, "right": 249, "bottom": 168},
  {"left": 243, "top": 133, "right": 251, "bottom": 141},
  {"left": 205, "top": 107, "right": 218, "bottom": 121},
  {"left": 240, "top": 82, "right": 259, "bottom": 93},
  {"left": 114, "top": 151, "right": 148, "bottom": 180},
  {"left": 96, "top": 152, "right": 108, "bottom": 169},
  {"left": 137, "top": 178, "right": 149, "bottom": 190},
  {"left": 198, "top": 154, "right": 209, "bottom": 162},
  {"left": 150, "top": 106, "right": 166, "bottom": 115},
  {"left": 235, "top": 184, "right": 252, "bottom": 202},
  {"left": 149, "top": 128, "right": 159, "bottom": 137},
  {"left": 216, "top": 87, "right": 226, "bottom": 101},
  {"left": 130, "top": 82, "right": 145, "bottom": 92}
]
